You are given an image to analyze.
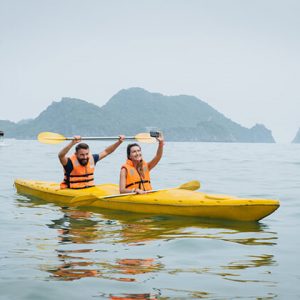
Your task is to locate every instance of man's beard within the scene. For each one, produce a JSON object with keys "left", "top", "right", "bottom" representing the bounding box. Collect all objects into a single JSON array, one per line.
[{"left": 78, "top": 157, "right": 89, "bottom": 166}]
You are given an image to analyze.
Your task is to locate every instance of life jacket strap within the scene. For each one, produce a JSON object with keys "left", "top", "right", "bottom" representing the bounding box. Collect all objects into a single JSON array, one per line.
[
  {"left": 67, "top": 178, "right": 95, "bottom": 184},
  {"left": 126, "top": 180, "right": 151, "bottom": 188},
  {"left": 65, "top": 173, "right": 94, "bottom": 178},
  {"left": 69, "top": 185, "right": 95, "bottom": 189},
  {"left": 63, "top": 176, "right": 94, "bottom": 188}
]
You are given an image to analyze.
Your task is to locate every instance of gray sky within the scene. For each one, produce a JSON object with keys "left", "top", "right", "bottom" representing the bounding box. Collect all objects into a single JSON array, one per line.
[{"left": 0, "top": 0, "right": 299, "bottom": 142}]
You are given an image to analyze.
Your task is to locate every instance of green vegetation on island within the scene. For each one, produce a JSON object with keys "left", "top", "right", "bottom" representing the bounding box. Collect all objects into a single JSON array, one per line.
[{"left": 1, "top": 88, "right": 275, "bottom": 142}]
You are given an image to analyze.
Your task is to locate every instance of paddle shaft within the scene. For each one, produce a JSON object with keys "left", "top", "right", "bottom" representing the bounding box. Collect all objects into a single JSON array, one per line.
[
  {"left": 63, "top": 136, "right": 139, "bottom": 141},
  {"left": 102, "top": 189, "right": 162, "bottom": 199},
  {"left": 72, "top": 189, "right": 168, "bottom": 206},
  {"left": 93, "top": 182, "right": 200, "bottom": 200},
  {"left": 38, "top": 131, "right": 156, "bottom": 144},
  {"left": 95, "top": 181, "right": 200, "bottom": 200},
  {"left": 71, "top": 180, "right": 200, "bottom": 206}
]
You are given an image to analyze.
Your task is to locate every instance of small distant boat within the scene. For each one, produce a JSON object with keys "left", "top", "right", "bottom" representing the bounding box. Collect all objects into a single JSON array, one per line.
[{"left": 0, "top": 131, "right": 14, "bottom": 147}]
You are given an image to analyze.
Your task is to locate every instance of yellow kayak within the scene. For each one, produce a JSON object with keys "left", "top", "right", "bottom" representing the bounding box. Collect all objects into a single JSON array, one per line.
[{"left": 14, "top": 179, "right": 280, "bottom": 222}]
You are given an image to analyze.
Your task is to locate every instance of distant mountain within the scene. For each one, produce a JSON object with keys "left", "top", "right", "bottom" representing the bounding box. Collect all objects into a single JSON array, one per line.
[
  {"left": 0, "top": 88, "right": 275, "bottom": 142},
  {"left": 292, "top": 128, "right": 300, "bottom": 143},
  {"left": 0, "top": 120, "right": 17, "bottom": 134},
  {"left": 17, "top": 118, "right": 33, "bottom": 125}
]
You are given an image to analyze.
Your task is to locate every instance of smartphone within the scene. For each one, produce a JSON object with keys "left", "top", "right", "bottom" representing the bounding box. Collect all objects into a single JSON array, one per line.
[{"left": 150, "top": 131, "right": 160, "bottom": 138}]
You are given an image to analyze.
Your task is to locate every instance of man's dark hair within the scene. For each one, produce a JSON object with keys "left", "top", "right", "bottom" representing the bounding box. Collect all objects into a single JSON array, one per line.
[
  {"left": 75, "top": 143, "right": 89, "bottom": 152},
  {"left": 127, "top": 143, "right": 141, "bottom": 159}
]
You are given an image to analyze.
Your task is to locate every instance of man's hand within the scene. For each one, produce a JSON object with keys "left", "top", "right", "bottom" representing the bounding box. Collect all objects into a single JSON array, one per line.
[
  {"left": 118, "top": 135, "right": 125, "bottom": 142},
  {"left": 72, "top": 135, "right": 81, "bottom": 145},
  {"left": 99, "top": 135, "right": 125, "bottom": 161},
  {"left": 59, "top": 135, "right": 81, "bottom": 167}
]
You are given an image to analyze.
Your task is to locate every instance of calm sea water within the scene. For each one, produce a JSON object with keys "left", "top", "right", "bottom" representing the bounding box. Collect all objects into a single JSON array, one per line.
[{"left": 0, "top": 140, "right": 299, "bottom": 299}]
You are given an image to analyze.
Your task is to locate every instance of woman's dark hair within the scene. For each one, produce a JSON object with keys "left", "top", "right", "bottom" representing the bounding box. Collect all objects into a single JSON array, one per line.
[
  {"left": 75, "top": 143, "right": 89, "bottom": 152},
  {"left": 127, "top": 143, "right": 141, "bottom": 159}
]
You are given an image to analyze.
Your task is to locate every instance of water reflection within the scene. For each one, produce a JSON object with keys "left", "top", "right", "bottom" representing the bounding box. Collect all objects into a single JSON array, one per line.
[
  {"left": 108, "top": 293, "right": 159, "bottom": 300},
  {"left": 100, "top": 257, "right": 163, "bottom": 282},
  {"left": 43, "top": 207, "right": 277, "bottom": 284},
  {"left": 87, "top": 208, "right": 277, "bottom": 246},
  {"left": 17, "top": 196, "right": 278, "bottom": 298},
  {"left": 48, "top": 210, "right": 102, "bottom": 244},
  {"left": 41, "top": 208, "right": 165, "bottom": 282},
  {"left": 44, "top": 210, "right": 102, "bottom": 281},
  {"left": 18, "top": 195, "right": 277, "bottom": 247},
  {"left": 47, "top": 252, "right": 99, "bottom": 281},
  {"left": 224, "top": 254, "right": 275, "bottom": 270}
]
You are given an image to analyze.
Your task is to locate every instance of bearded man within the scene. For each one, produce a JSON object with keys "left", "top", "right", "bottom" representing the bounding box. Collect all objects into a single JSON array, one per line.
[{"left": 59, "top": 135, "right": 124, "bottom": 189}]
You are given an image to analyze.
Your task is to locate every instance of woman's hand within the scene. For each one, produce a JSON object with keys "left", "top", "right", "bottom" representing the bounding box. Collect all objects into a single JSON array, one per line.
[
  {"left": 133, "top": 188, "right": 147, "bottom": 194},
  {"left": 156, "top": 132, "right": 164, "bottom": 145}
]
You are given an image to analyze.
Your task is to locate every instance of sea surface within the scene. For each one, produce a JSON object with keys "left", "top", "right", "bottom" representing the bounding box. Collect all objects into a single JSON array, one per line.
[{"left": 0, "top": 140, "right": 299, "bottom": 299}]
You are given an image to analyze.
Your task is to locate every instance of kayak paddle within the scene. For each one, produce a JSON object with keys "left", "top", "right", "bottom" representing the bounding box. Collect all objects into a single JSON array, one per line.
[
  {"left": 70, "top": 180, "right": 201, "bottom": 207},
  {"left": 177, "top": 180, "right": 200, "bottom": 191},
  {"left": 37, "top": 131, "right": 156, "bottom": 144}
]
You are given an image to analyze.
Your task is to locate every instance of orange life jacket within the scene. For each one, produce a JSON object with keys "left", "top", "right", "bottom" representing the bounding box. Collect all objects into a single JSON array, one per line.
[
  {"left": 122, "top": 159, "right": 152, "bottom": 191},
  {"left": 60, "top": 153, "right": 95, "bottom": 189}
]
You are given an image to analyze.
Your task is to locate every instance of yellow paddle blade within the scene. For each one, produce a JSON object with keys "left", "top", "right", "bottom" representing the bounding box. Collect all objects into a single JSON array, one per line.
[
  {"left": 134, "top": 133, "right": 156, "bottom": 144},
  {"left": 37, "top": 132, "right": 67, "bottom": 144},
  {"left": 178, "top": 180, "right": 200, "bottom": 191}
]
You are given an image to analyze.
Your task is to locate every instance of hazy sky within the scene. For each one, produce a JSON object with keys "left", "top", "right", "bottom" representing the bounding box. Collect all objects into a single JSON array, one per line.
[{"left": 0, "top": 0, "right": 299, "bottom": 142}]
